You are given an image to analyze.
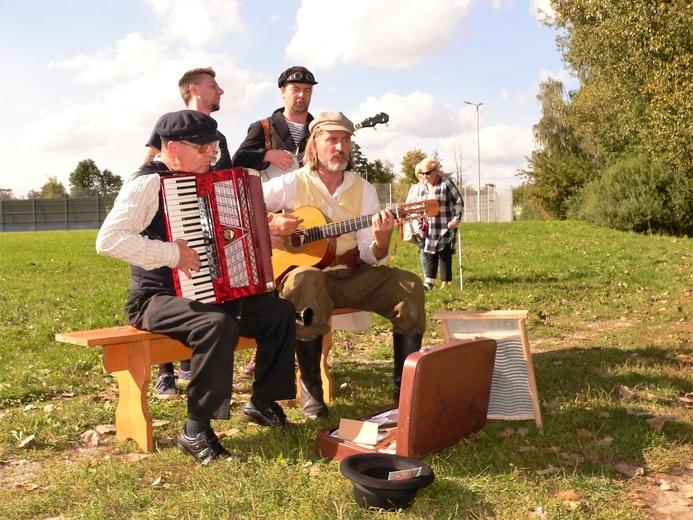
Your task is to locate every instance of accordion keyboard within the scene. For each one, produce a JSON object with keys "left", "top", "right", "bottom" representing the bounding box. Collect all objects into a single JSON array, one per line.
[{"left": 162, "top": 176, "right": 217, "bottom": 303}]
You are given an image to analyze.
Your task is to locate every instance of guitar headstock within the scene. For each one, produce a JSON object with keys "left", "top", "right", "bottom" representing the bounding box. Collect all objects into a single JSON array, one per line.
[
  {"left": 396, "top": 199, "right": 440, "bottom": 220},
  {"left": 355, "top": 112, "right": 389, "bottom": 130}
]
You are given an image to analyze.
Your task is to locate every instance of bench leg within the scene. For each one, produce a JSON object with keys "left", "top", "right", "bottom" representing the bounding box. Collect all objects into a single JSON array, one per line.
[{"left": 113, "top": 341, "right": 153, "bottom": 452}]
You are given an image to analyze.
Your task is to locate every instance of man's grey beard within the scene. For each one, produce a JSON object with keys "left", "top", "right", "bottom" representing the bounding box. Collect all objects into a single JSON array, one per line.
[{"left": 321, "top": 158, "right": 348, "bottom": 174}]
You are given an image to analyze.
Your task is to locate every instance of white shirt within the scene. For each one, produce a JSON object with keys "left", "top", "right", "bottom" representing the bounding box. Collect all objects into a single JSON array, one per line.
[
  {"left": 95, "top": 171, "right": 180, "bottom": 270},
  {"left": 263, "top": 169, "right": 387, "bottom": 265}
]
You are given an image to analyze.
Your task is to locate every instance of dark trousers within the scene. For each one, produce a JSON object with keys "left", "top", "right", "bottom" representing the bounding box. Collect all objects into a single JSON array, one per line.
[
  {"left": 125, "top": 290, "right": 296, "bottom": 420},
  {"left": 425, "top": 243, "right": 454, "bottom": 282}
]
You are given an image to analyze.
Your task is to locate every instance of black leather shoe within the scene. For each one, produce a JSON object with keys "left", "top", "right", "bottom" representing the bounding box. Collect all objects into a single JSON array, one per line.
[
  {"left": 176, "top": 429, "right": 236, "bottom": 464},
  {"left": 241, "top": 400, "right": 290, "bottom": 428}
]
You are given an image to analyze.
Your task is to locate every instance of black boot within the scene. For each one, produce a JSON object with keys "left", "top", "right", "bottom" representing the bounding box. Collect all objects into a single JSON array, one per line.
[
  {"left": 295, "top": 336, "right": 329, "bottom": 419},
  {"left": 393, "top": 334, "right": 423, "bottom": 402}
]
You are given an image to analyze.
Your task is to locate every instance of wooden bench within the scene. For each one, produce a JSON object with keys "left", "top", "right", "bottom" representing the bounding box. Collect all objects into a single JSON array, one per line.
[{"left": 55, "top": 307, "right": 361, "bottom": 452}]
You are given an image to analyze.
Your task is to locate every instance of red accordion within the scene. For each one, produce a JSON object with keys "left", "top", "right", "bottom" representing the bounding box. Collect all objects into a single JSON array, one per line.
[{"left": 159, "top": 167, "right": 275, "bottom": 304}]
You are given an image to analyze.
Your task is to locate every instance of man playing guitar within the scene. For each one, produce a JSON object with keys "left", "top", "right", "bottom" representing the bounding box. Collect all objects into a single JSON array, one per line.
[{"left": 263, "top": 111, "right": 428, "bottom": 420}]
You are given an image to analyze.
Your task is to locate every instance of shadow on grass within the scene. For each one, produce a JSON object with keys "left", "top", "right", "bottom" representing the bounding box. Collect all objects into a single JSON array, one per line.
[{"left": 292, "top": 343, "right": 693, "bottom": 481}]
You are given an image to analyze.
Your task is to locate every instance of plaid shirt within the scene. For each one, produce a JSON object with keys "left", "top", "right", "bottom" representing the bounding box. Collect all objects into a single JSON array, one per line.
[{"left": 411, "top": 176, "right": 463, "bottom": 254}]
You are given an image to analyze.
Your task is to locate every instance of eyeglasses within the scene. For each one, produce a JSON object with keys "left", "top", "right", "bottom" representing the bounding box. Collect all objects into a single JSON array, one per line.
[
  {"left": 421, "top": 169, "right": 435, "bottom": 175},
  {"left": 177, "top": 140, "right": 219, "bottom": 155},
  {"left": 286, "top": 71, "right": 315, "bottom": 83}
]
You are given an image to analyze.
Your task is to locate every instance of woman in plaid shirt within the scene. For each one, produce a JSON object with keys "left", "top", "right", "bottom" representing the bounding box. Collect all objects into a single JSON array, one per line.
[{"left": 413, "top": 157, "right": 464, "bottom": 290}]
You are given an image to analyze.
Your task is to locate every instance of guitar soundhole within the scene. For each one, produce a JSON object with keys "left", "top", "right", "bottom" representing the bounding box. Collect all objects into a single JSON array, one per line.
[{"left": 286, "top": 231, "right": 306, "bottom": 250}]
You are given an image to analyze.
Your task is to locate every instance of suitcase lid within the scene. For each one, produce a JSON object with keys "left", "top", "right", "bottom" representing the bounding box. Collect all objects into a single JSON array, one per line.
[{"left": 396, "top": 338, "right": 497, "bottom": 459}]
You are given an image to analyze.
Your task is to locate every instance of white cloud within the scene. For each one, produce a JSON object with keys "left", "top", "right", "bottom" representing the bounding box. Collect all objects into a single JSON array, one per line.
[
  {"left": 530, "top": 0, "right": 555, "bottom": 25},
  {"left": 144, "top": 0, "right": 246, "bottom": 47},
  {"left": 50, "top": 33, "right": 167, "bottom": 84},
  {"left": 538, "top": 67, "right": 579, "bottom": 91},
  {"left": 354, "top": 91, "right": 461, "bottom": 140},
  {"left": 2, "top": 0, "right": 555, "bottom": 196},
  {"left": 350, "top": 90, "right": 532, "bottom": 188},
  {"left": 286, "top": 0, "right": 474, "bottom": 69},
  {"left": 491, "top": 0, "right": 516, "bottom": 10}
]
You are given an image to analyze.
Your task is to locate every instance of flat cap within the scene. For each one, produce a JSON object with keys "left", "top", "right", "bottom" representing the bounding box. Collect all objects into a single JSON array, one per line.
[
  {"left": 308, "top": 111, "right": 355, "bottom": 135},
  {"left": 156, "top": 110, "right": 222, "bottom": 144}
]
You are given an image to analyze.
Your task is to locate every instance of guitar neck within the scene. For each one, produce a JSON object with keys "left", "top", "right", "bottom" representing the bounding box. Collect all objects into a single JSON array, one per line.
[{"left": 304, "top": 208, "right": 402, "bottom": 244}]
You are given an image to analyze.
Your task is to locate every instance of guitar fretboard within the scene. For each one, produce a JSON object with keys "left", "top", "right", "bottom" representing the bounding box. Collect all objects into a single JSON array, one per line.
[{"left": 304, "top": 209, "right": 402, "bottom": 243}]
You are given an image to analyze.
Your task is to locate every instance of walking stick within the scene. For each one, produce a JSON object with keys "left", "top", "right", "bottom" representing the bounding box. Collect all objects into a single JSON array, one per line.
[{"left": 457, "top": 226, "right": 463, "bottom": 291}]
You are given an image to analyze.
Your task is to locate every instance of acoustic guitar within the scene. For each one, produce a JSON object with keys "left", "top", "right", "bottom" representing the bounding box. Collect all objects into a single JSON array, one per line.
[
  {"left": 259, "top": 112, "right": 390, "bottom": 181},
  {"left": 271, "top": 199, "right": 439, "bottom": 283}
]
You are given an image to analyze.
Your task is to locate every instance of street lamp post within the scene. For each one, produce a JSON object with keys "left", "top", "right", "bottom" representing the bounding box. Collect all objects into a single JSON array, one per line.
[{"left": 464, "top": 101, "right": 482, "bottom": 222}]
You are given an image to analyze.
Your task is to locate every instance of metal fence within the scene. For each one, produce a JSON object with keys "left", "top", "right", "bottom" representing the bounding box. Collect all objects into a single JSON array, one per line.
[
  {"left": 0, "top": 196, "right": 115, "bottom": 232},
  {"left": 0, "top": 183, "right": 513, "bottom": 232},
  {"left": 375, "top": 183, "right": 514, "bottom": 223}
]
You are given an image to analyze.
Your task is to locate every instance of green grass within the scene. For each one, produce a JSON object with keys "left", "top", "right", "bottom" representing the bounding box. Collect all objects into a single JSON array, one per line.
[{"left": 0, "top": 222, "right": 691, "bottom": 519}]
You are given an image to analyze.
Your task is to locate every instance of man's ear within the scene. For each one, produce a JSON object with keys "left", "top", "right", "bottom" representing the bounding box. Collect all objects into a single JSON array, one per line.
[
  {"left": 189, "top": 83, "right": 200, "bottom": 98},
  {"left": 164, "top": 140, "right": 177, "bottom": 159}
]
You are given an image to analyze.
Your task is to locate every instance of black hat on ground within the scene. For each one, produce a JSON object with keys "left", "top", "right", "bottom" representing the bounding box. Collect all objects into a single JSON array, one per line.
[
  {"left": 156, "top": 110, "right": 222, "bottom": 144},
  {"left": 340, "top": 453, "right": 435, "bottom": 510},
  {"left": 277, "top": 66, "right": 318, "bottom": 88}
]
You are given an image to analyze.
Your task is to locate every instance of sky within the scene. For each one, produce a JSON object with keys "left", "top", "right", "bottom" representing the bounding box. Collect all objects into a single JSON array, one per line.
[{"left": 0, "top": 0, "right": 577, "bottom": 198}]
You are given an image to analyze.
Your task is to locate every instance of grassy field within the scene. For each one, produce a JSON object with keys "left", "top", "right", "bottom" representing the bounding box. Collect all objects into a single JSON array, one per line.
[{"left": 0, "top": 221, "right": 691, "bottom": 519}]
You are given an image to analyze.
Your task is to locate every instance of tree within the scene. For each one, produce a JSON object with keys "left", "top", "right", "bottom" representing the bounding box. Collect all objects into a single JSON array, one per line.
[
  {"left": 363, "top": 159, "right": 395, "bottom": 184},
  {"left": 0, "top": 188, "right": 14, "bottom": 200},
  {"left": 351, "top": 142, "right": 369, "bottom": 178},
  {"left": 400, "top": 149, "right": 426, "bottom": 184},
  {"left": 451, "top": 145, "right": 467, "bottom": 188},
  {"left": 69, "top": 159, "right": 123, "bottom": 197},
  {"left": 28, "top": 176, "right": 67, "bottom": 199},
  {"left": 545, "top": 0, "right": 693, "bottom": 233},
  {"left": 520, "top": 78, "right": 593, "bottom": 219}
]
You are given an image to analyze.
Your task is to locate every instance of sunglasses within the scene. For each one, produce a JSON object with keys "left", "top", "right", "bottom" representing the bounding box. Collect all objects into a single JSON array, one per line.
[
  {"left": 178, "top": 140, "right": 218, "bottom": 154},
  {"left": 286, "top": 71, "right": 315, "bottom": 83},
  {"left": 421, "top": 169, "right": 435, "bottom": 175}
]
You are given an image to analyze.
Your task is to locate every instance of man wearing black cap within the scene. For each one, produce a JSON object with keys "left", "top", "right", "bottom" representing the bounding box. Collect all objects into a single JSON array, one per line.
[
  {"left": 97, "top": 110, "right": 297, "bottom": 463},
  {"left": 232, "top": 65, "right": 317, "bottom": 180},
  {"left": 232, "top": 65, "right": 318, "bottom": 376},
  {"left": 263, "top": 111, "right": 426, "bottom": 420},
  {"left": 141, "top": 67, "right": 233, "bottom": 396}
]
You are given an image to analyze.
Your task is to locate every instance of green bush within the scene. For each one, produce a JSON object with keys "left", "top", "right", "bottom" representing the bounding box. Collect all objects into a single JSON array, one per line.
[{"left": 568, "top": 155, "right": 689, "bottom": 234}]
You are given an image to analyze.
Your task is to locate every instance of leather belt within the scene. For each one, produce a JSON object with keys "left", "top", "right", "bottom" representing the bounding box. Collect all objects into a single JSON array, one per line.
[{"left": 328, "top": 248, "right": 365, "bottom": 269}]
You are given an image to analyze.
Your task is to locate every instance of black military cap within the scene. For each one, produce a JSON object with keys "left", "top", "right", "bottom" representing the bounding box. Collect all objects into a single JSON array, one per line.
[{"left": 277, "top": 66, "right": 318, "bottom": 88}]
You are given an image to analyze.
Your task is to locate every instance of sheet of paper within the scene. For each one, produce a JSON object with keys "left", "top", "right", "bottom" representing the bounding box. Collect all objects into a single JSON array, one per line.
[{"left": 336, "top": 418, "right": 379, "bottom": 445}]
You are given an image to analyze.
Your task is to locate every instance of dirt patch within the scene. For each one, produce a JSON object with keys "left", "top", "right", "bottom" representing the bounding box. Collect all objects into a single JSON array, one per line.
[
  {"left": 630, "top": 462, "right": 693, "bottom": 519},
  {"left": 0, "top": 458, "right": 41, "bottom": 490}
]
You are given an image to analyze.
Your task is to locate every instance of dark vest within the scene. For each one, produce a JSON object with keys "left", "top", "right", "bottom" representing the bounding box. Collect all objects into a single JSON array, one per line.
[{"left": 129, "top": 161, "right": 177, "bottom": 294}]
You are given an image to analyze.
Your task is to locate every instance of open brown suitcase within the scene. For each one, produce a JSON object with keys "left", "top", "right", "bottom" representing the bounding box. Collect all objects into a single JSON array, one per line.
[{"left": 317, "top": 338, "right": 497, "bottom": 461}]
